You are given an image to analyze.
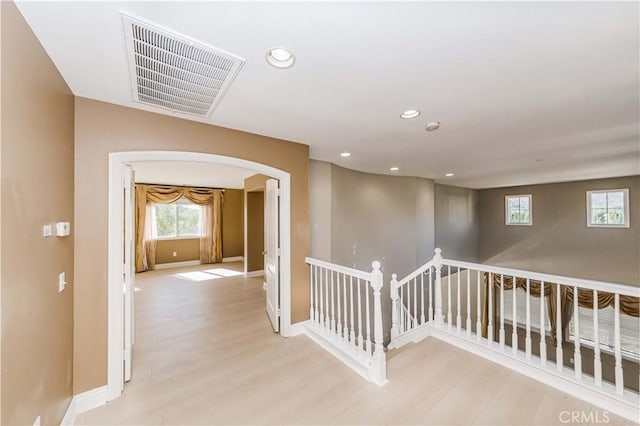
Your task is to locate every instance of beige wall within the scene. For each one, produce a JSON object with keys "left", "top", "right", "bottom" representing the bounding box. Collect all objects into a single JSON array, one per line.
[
  {"left": 1, "top": 3, "right": 75, "bottom": 424},
  {"left": 479, "top": 176, "right": 640, "bottom": 286},
  {"left": 222, "top": 189, "right": 244, "bottom": 258},
  {"left": 74, "top": 98, "right": 309, "bottom": 393},
  {"left": 155, "top": 238, "right": 200, "bottom": 264},
  {"left": 434, "top": 184, "right": 480, "bottom": 262},
  {"left": 309, "top": 160, "right": 332, "bottom": 261},
  {"left": 246, "top": 192, "right": 265, "bottom": 272}
]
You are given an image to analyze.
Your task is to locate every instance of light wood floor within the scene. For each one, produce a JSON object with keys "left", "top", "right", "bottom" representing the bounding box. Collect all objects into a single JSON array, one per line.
[{"left": 76, "top": 263, "right": 633, "bottom": 425}]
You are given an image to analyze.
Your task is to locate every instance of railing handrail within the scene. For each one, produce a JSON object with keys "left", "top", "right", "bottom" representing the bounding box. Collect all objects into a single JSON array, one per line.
[
  {"left": 440, "top": 258, "right": 640, "bottom": 298},
  {"left": 305, "top": 257, "right": 374, "bottom": 281},
  {"left": 394, "top": 259, "right": 435, "bottom": 288}
]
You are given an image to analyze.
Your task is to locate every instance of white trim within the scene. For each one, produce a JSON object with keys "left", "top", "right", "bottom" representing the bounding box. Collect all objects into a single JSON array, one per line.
[
  {"left": 425, "top": 327, "right": 639, "bottom": 423},
  {"left": 505, "top": 194, "right": 532, "bottom": 226},
  {"left": 108, "top": 151, "right": 293, "bottom": 402},
  {"left": 586, "top": 188, "right": 630, "bottom": 228},
  {"left": 223, "top": 256, "right": 244, "bottom": 263},
  {"left": 289, "top": 320, "right": 308, "bottom": 336},
  {"left": 245, "top": 269, "right": 264, "bottom": 278},
  {"left": 60, "top": 386, "right": 108, "bottom": 426},
  {"left": 301, "top": 322, "right": 372, "bottom": 383},
  {"left": 154, "top": 260, "right": 201, "bottom": 269}
]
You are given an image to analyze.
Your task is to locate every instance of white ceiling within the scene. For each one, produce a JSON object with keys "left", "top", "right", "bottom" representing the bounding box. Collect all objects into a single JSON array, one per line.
[
  {"left": 131, "top": 161, "right": 257, "bottom": 189},
  {"left": 16, "top": 1, "right": 639, "bottom": 188}
]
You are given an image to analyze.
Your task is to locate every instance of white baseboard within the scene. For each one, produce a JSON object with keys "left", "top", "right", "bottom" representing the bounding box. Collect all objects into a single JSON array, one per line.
[
  {"left": 418, "top": 325, "right": 639, "bottom": 423},
  {"left": 245, "top": 269, "right": 264, "bottom": 278},
  {"left": 301, "top": 322, "right": 372, "bottom": 383},
  {"left": 60, "top": 386, "right": 108, "bottom": 426},
  {"left": 288, "top": 320, "right": 308, "bottom": 337},
  {"left": 154, "top": 260, "right": 201, "bottom": 270},
  {"left": 222, "top": 256, "right": 244, "bottom": 263}
]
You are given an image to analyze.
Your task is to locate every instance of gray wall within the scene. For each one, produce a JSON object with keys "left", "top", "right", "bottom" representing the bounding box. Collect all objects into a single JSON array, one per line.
[
  {"left": 434, "top": 184, "right": 480, "bottom": 262},
  {"left": 309, "top": 160, "right": 332, "bottom": 261},
  {"left": 309, "top": 161, "right": 435, "bottom": 343},
  {"left": 479, "top": 176, "right": 640, "bottom": 286}
]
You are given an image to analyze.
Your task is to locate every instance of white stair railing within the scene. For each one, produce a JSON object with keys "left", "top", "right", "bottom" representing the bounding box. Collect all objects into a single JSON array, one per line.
[
  {"left": 305, "top": 257, "right": 387, "bottom": 386},
  {"left": 389, "top": 248, "right": 640, "bottom": 422}
]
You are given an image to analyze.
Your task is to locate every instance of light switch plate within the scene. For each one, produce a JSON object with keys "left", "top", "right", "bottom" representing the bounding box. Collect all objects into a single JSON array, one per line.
[
  {"left": 43, "top": 225, "right": 52, "bottom": 237},
  {"left": 58, "top": 272, "right": 66, "bottom": 292}
]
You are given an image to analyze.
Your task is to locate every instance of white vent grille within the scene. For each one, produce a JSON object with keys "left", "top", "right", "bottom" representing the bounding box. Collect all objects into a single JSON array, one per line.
[{"left": 123, "top": 14, "right": 244, "bottom": 117}]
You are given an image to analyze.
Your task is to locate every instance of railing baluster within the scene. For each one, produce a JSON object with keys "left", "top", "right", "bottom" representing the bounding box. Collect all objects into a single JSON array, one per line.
[
  {"left": 413, "top": 277, "right": 418, "bottom": 329},
  {"left": 343, "top": 273, "right": 348, "bottom": 342},
  {"left": 434, "top": 249, "right": 443, "bottom": 326},
  {"left": 357, "top": 278, "right": 363, "bottom": 350},
  {"left": 512, "top": 276, "right": 518, "bottom": 354},
  {"left": 593, "top": 289, "right": 602, "bottom": 387},
  {"left": 466, "top": 269, "right": 471, "bottom": 337},
  {"left": 525, "top": 278, "right": 531, "bottom": 360},
  {"left": 407, "top": 278, "right": 412, "bottom": 330},
  {"left": 400, "top": 285, "right": 405, "bottom": 332},
  {"left": 614, "top": 293, "right": 623, "bottom": 395},
  {"left": 500, "top": 275, "right": 505, "bottom": 349},
  {"left": 488, "top": 272, "right": 494, "bottom": 344},
  {"left": 365, "top": 282, "right": 372, "bottom": 354},
  {"left": 420, "top": 271, "right": 425, "bottom": 325},
  {"left": 456, "top": 268, "right": 462, "bottom": 333},
  {"left": 324, "top": 268, "right": 329, "bottom": 333},
  {"left": 350, "top": 276, "right": 356, "bottom": 346},
  {"left": 556, "top": 283, "right": 563, "bottom": 372},
  {"left": 310, "top": 265, "right": 314, "bottom": 323},
  {"left": 331, "top": 270, "right": 336, "bottom": 334},
  {"left": 428, "top": 268, "right": 433, "bottom": 322},
  {"left": 315, "top": 266, "right": 320, "bottom": 325},
  {"left": 447, "top": 265, "right": 452, "bottom": 330},
  {"left": 336, "top": 272, "right": 342, "bottom": 339},
  {"left": 540, "top": 281, "right": 547, "bottom": 366},
  {"left": 319, "top": 267, "right": 325, "bottom": 329},
  {"left": 476, "top": 270, "right": 481, "bottom": 342},
  {"left": 573, "top": 285, "right": 582, "bottom": 380}
]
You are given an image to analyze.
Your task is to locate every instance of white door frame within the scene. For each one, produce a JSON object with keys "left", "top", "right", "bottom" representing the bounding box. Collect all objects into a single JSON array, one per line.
[{"left": 107, "top": 151, "right": 292, "bottom": 402}]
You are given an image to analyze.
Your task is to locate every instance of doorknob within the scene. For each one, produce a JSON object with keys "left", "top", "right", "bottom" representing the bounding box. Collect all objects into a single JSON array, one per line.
[{"left": 262, "top": 251, "right": 267, "bottom": 255}]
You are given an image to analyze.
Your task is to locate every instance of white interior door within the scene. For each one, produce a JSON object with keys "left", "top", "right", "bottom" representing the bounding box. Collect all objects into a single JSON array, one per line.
[
  {"left": 123, "top": 165, "right": 135, "bottom": 382},
  {"left": 265, "top": 179, "right": 280, "bottom": 332}
]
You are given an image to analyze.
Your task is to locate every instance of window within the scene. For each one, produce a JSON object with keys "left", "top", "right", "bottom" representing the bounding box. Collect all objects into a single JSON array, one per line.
[
  {"left": 569, "top": 306, "right": 639, "bottom": 361},
  {"left": 501, "top": 288, "right": 551, "bottom": 334},
  {"left": 586, "top": 189, "right": 629, "bottom": 228},
  {"left": 154, "top": 199, "right": 202, "bottom": 239},
  {"left": 505, "top": 194, "right": 532, "bottom": 225}
]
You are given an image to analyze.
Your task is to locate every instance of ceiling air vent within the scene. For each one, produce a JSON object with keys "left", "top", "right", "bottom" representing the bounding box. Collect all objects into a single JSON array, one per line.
[{"left": 122, "top": 14, "right": 244, "bottom": 117}]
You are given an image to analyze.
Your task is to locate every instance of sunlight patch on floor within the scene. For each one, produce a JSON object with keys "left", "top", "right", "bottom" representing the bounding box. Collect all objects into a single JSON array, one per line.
[
  {"left": 203, "top": 268, "right": 244, "bottom": 277},
  {"left": 175, "top": 271, "right": 223, "bottom": 282}
]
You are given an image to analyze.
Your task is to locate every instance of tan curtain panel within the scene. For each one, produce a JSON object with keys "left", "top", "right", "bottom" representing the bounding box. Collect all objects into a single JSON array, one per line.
[
  {"left": 134, "top": 184, "right": 224, "bottom": 272},
  {"left": 481, "top": 273, "right": 640, "bottom": 344}
]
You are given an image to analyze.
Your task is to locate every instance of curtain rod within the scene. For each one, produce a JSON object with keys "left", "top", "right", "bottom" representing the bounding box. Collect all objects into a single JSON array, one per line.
[{"left": 135, "top": 182, "right": 227, "bottom": 191}]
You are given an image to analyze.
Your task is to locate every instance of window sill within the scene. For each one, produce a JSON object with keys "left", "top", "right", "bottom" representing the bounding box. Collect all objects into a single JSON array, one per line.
[{"left": 156, "top": 236, "right": 201, "bottom": 241}]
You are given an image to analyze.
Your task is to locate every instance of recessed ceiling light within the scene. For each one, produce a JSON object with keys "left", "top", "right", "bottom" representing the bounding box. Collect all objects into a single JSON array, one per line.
[
  {"left": 390, "top": 167, "right": 399, "bottom": 171},
  {"left": 266, "top": 47, "right": 295, "bottom": 69},
  {"left": 340, "top": 152, "right": 351, "bottom": 157},
  {"left": 445, "top": 173, "right": 454, "bottom": 177},
  {"left": 400, "top": 110, "right": 421, "bottom": 119},
  {"left": 425, "top": 121, "right": 441, "bottom": 132}
]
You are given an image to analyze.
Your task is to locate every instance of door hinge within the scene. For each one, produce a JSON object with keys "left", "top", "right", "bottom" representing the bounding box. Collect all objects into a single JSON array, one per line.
[
  {"left": 276, "top": 308, "right": 281, "bottom": 317},
  {"left": 276, "top": 248, "right": 281, "bottom": 256},
  {"left": 276, "top": 188, "right": 281, "bottom": 197}
]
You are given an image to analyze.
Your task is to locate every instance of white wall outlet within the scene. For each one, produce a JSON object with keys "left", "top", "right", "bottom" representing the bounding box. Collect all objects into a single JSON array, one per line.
[
  {"left": 58, "top": 272, "right": 66, "bottom": 293},
  {"left": 56, "top": 221, "right": 70, "bottom": 237},
  {"left": 33, "top": 416, "right": 41, "bottom": 426},
  {"left": 172, "top": 251, "right": 177, "bottom": 257},
  {"left": 43, "top": 224, "right": 52, "bottom": 237}
]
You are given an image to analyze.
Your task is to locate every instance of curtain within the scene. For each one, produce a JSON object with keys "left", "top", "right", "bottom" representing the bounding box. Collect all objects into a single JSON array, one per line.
[
  {"left": 134, "top": 184, "right": 224, "bottom": 272},
  {"left": 144, "top": 200, "right": 157, "bottom": 271},
  {"left": 481, "top": 273, "right": 640, "bottom": 345}
]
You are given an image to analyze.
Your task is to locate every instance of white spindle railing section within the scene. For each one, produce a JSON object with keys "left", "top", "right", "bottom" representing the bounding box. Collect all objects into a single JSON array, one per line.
[
  {"left": 389, "top": 248, "right": 640, "bottom": 422},
  {"left": 305, "top": 257, "right": 387, "bottom": 386}
]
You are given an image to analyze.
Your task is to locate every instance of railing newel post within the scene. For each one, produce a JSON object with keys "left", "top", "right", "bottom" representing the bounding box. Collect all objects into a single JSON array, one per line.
[
  {"left": 433, "top": 248, "right": 444, "bottom": 327},
  {"left": 370, "top": 261, "right": 387, "bottom": 386},
  {"left": 390, "top": 274, "right": 400, "bottom": 346}
]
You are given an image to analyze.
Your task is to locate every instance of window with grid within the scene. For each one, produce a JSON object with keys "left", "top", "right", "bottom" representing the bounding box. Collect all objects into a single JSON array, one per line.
[
  {"left": 586, "top": 189, "right": 629, "bottom": 228},
  {"left": 505, "top": 194, "right": 532, "bottom": 225}
]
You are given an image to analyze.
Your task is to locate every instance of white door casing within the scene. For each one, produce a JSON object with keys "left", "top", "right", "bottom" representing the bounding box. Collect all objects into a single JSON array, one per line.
[
  {"left": 265, "top": 179, "right": 280, "bottom": 332},
  {"left": 123, "top": 165, "right": 135, "bottom": 383},
  {"left": 107, "top": 151, "right": 292, "bottom": 402}
]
